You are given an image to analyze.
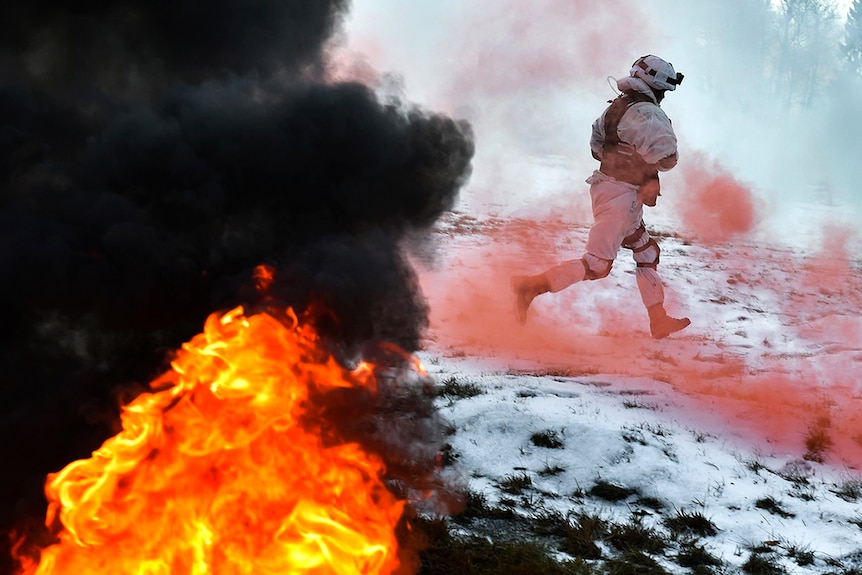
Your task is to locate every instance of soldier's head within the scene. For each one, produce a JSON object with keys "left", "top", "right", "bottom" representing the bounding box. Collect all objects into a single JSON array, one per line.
[{"left": 630, "top": 55, "right": 683, "bottom": 102}]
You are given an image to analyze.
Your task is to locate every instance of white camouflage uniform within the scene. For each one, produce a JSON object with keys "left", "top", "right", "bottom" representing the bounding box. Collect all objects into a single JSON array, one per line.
[{"left": 544, "top": 75, "right": 678, "bottom": 309}]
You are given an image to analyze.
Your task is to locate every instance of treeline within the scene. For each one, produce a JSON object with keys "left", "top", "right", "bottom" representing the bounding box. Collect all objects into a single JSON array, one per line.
[{"left": 678, "top": 0, "right": 862, "bottom": 112}]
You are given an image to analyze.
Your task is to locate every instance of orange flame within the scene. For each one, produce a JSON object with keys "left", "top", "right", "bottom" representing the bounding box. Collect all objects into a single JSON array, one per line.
[
  {"left": 253, "top": 264, "right": 276, "bottom": 292},
  {"left": 18, "top": 306, "right": 406, "bottom": 574}
]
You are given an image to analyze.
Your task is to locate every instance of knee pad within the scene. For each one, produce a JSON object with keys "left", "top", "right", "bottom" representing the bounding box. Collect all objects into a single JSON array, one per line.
[
  {"left": 623, "top": 223, "right": 660, "bottom": 270},
  {"left": 633, "top": 239, "right": 660, "bottom": 270},
  {"left": 621, "top": 223, "right": 647, "bottom": 250},
  {"left": 582, "top": 255, "right": 612, "bottom": 280}
]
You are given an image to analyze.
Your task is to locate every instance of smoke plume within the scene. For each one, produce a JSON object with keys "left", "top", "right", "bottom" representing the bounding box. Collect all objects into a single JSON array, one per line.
[{"left": 0, "top": 0, "right": 474, "bottom": 562}]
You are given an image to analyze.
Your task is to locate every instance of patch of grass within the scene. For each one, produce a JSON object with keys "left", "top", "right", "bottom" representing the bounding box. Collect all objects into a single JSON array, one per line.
[
  {"left": 787, "top": 543, "right": 815, "bottom": 566},
  {"left": 621, "top": 428, "right": 647, "bottom": 446},
  {"left": 561, "top": 513, "right": 607, "bottom": 560},
  {"left": 538, "top": 463, "right": 566, "bottom": 477},
  {"left": 788, "top": 486, "right": 816, "bottom": 502},
  {"left": 663, "top": 508, "right": 718, "bottom": 538},
  {"left": 750, "top": 542, "right": 777, "bottom": 554},
  {"left": 622, "top": 399, "right": 660, "bottom": 410},
  {"left": 438, "top": 212, "right": 484, "bottom": 236},
  {"left": 415, "top": 521, "right": 594, "bottom": 575},
  {"left": 652, "top": 229, "right": 682, "bottom": 240},
  {"left": 745, "top": 459, "right": 766, "bottom": 474},
  {"left": 436, "top": 376, "right": 483, "bottom": 399},
  {"left": 642, "top": 422, "right": 669, "bottom": 437},
  {"left": 644, "top": 349, "right": 678, "bottom": 365},
  {"left": 453, "top": 490, "right": 518, "bottom": 523},
  {"left": 588, "top": 480, "right": 638, "bottom": 502},
  {"left": 533, "top": 511, "right": 606, "bottom": 560},
  {"left": 531, "top": 429, "right": 565, "bottom": 449},
  {"left": 533, "top": 367, "right": 589, "bottom": 378},
  {"left": 499, "top": 473, "right": 533, "bottom": 495},
  {"left": 439, "top": 443, "right": 460, "bottom": 467},
  {"left": 605, "top": 517, "right": 667, "bottom": 555},
  {"left": 776, "top": 462, "right": 812, "bottom": 486},
  {"left": 676, "top": 542, "right": 722, "bottom": 574},
  {"left": 635, "top": 496, "right": 665, "bottom": 511},
  {"left": 804, "top": 425, "right": 834, "bottom": 463},
  {"left": 518, "top": 493, "right": 544, "bottom": 511},
  {"left": 831, "top": 479, "right": 862, "bottom": 502},
  {"left": 741, "top": 552, "right": 787, "bottom": 575},
  {"left": 602, "top": 550, "right": 670, "bottom": 575},
  {"left": 754, "top": 497, "right": 795, "bottom": 519},
  {"left": 691, "top": 429, "right": 714, "bottom": 443}
]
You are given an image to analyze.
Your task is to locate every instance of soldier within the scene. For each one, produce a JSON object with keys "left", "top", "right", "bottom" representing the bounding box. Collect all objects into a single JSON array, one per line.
[{"left": 512, "top": 55, "right": 690, "bottom": 339}]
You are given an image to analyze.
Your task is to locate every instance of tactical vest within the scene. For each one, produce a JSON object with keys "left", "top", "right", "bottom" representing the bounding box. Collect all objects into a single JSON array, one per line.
[{"left": 599, "top": 91, "right": 658, "bottom": 186}]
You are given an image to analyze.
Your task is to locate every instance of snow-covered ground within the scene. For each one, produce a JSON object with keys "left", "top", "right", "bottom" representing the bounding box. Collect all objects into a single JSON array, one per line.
[{"left": 409, "top": 185, "right": 862, "bottom": 573}]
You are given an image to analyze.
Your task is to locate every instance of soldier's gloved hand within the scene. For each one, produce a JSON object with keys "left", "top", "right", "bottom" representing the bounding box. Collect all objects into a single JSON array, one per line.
[{"left": 638, "top": 174, "right": 661, "bottom": 207}]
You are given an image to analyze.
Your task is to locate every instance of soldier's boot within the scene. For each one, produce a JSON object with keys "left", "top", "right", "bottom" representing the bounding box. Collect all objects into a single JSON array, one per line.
[
  {"left": 511, "top": 274, "right": 551, "bottom": 325},
  {"left": 647, "top": 303, "right": 691, "bottom": 339}
]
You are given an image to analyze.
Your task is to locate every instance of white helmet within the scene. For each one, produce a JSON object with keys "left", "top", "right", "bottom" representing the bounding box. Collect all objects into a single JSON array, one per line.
[{"left": 630, "top": 55, "right": 684, "bottom": 91}]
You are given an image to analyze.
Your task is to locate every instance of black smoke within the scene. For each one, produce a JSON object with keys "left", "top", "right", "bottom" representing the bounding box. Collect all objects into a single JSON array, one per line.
[{"left": 1, "top": 0, "right": 474, "bottom": 565}]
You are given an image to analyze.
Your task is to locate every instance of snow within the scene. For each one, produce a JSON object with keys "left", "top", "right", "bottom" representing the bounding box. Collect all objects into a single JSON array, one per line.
[{"left": 410, "top": 186, "right": 862, "bottom": 573}]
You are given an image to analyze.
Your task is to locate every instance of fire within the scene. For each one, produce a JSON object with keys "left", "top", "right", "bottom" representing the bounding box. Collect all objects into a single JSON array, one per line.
[
  {"left": 252, "top": 264, "right": 276, "bottom": 292},
  {"left": 17, "top": 306, "right": 407, "bottom": 574}
]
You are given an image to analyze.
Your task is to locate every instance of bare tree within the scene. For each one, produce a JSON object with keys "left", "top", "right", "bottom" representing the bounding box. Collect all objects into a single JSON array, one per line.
[
  {"left": 668, "top": 0, "right": 775, "bottom": 108},
  {"left": 772, "top": 0, "right": 842, "bottom": 110}
]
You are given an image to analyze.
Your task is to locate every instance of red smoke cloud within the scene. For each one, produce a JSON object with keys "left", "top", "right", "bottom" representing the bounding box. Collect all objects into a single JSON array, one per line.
[
  {"left": 417, "top": 210, "right": 862, "bottom": 470},
  {"left": 443, "top": 0, "right": 651, "bottom": 99},
  {"left": 339, "top": 0, "right": 654, "bottom": 120},
  {"left": 427, "top": 0, "right": 657, "bottom": 122},
  {"left": 798, "top": 223, "right": 858, "bottom": 294},
  {"left": 678, "top": 152, "right": 760, "bottom": 244}
]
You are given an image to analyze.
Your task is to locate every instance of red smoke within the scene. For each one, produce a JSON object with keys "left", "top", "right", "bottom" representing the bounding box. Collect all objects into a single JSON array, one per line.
[
  {"left": 417, "top": 208, "right": 862, "bottom": 470},
  {"left": 442, "top": 0, "right": 650, "bottom": 98},
  {"left": 678, "top": 152, "right": 759, "bottom": 244},
  {"left": 798, "top": 223, "right": 858, "bottom": 294},
  {"left": 339, "top": 0, "right": 653, "bottom": 119}
]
